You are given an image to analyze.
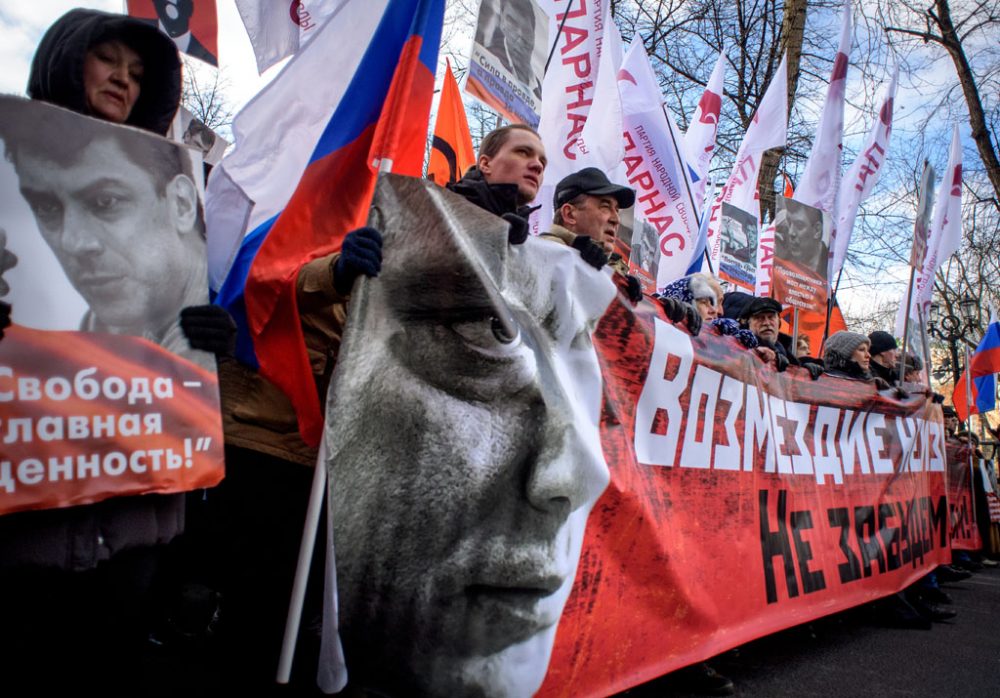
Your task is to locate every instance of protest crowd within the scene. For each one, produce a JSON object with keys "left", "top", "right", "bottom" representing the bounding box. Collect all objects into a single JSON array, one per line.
[{"left": 1, "top": 3, "right": 999, "bottom": 697}]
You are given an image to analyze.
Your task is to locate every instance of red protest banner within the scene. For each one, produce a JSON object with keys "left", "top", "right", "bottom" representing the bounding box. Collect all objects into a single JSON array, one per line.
[
  {"left": 538, "top": 295, "right": 950, "bottom": 697},
  {"left": 947, "top": 438, "right": 982, "bottom": 551},
  {"left": 322, "top": 175, "right": 955, "bottom": 698},
  {"left": 0, "top": 326, "right": 223, "bottom": 515}
]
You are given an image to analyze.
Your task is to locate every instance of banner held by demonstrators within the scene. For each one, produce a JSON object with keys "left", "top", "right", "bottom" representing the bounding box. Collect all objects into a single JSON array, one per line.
[
  {"left": 771, "top": 197, "right": 831, "bottom": 314},
  {"left": 322, "top": 173, "right": 952, "bottom": 698},
  {"left": 0, "top": 97, "right": 223, "bottom": 515}
]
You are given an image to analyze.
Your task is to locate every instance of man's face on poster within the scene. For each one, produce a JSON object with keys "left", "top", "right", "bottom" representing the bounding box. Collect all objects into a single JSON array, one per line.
[
  {"left": 500, "top": 0, "right": 535, "bottom": 81},
  {"left": 783, "top": 202, "right": 822, "bottom": 262},
  {"left": 15, "top": 137, "right": 198, "bottom": 334},
  {"left": 327, "top": 181, "right": 613, "bottom": 697}
]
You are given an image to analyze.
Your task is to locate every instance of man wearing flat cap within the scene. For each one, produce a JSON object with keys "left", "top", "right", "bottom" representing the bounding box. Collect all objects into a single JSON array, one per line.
[
  {"left": 542, "top": 168, "right": 649, "bottom": 306},
  {"left": 723, "top": 292, "right": 823, "bottom": 378}
]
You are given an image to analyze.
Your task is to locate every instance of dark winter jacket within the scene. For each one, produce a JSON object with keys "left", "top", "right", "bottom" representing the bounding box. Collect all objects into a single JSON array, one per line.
[
  {"left": 447, "top": 166, "right": 536, "bottom": 219},
  {"left": 869, "top": 358, "right": 898, "bottom": 387},
  {"left": 27, "top": 9, "right": 181, "bottom": 136},
  {"left": 0, "top": 10, "right": 184, "bottom": 571}
]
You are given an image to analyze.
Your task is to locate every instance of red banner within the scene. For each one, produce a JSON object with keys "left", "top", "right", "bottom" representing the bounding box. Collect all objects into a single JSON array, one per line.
[
  {"left": 0, "top": 326, "right": 223, "bottom": 515},
  {"left": 323, "top": 176, "right": 960, "bottom": 698},
  {"left": 539, "top": 295, "right": 951, "bottom": 696},
  {"left": 947, "top": 439, "right": 982, "bottom": 551}
]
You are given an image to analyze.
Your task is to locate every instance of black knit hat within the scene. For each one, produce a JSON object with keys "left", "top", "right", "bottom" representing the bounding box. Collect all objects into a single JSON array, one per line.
[{"left": 868, "top": 331, "right": 898, "bottom": 356}]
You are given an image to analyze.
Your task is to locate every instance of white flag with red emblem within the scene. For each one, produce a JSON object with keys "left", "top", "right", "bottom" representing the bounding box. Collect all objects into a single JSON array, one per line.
[
  {"left": 704, "top": 53, "right": 788, "bottom": 270},
  {"left": 683, "top": 51, "right": 726, "bottom": 210},
  {"left": 830, "top": 65, "right": 898, "bottom": 281}
]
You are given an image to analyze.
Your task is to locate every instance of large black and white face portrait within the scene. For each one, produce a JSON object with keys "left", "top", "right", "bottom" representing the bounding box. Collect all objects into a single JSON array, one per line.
[
  {"left": 0, "top": 97, "right": 209, "bottom": 366},
  {"left": 324, "top": 175, "right": 615, "bottom": 697}
]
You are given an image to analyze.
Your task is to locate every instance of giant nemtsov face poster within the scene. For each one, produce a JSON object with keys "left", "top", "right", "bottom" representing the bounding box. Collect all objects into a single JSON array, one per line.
[
  {"left": 324, "top": 175, "right": 953, "bottom": 697},
  {"left": 466, "top": 0, "right": 549, "bottom": 126},
  {"left": 0, "top": 97, "right": 223, "bottom": 515}
]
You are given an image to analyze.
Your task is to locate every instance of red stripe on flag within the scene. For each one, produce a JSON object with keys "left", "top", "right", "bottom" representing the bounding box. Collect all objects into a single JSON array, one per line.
[{"left": 245, "top": 35, "right": 437, "bottom": 446}]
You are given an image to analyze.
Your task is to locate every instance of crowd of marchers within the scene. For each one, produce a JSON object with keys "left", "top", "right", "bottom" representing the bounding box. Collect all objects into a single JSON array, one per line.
[{"left": 1, "top": 8, "right": 998, "bottom": 698}]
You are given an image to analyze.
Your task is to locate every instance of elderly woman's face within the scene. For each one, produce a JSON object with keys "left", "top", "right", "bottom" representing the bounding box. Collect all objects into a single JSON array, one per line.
[
  {"left": 83, "top": 40, "right": 143, "bottom": 124},
  {"left": 695, "top": 296, "right": 718, "bottom": 322}
]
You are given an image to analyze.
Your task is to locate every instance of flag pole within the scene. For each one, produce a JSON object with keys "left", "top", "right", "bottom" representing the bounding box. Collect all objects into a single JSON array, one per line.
[
  {"left": 791, "top": 306, "right": 800, "bottom": 358},
  {"left": 918, "top": 307, "right": 933, "bottom": 392},
  {"left": 823, "top": 266, "right": 843, "bottom": 346},
  {"left": 277, "top": 441, "right": 329, "bottom": 684},
  {"left": 662, "top": 103, "right": 713, "bottom": 275},
  {"left": 544, "top": 0, "right": 577, "bottom": 74},
  {"left": 277, "top": 158, "right": 398, "bottom": 686},
  {"left": 898, "top": 267, "right": 917, "bottom": 387}
]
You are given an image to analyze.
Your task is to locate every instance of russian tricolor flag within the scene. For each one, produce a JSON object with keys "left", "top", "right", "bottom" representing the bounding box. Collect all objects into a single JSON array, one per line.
[
  {"left": 955, "top": 309, "right": 1000, "bottom": 422},
  {"left": 211, "top": 0, "right": 444, "bottom": 446}
]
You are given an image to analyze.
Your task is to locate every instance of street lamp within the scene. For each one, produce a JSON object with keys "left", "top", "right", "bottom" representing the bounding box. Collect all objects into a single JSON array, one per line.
[{"left": 927, "top": 296, "right": 980, "bottom": 386}]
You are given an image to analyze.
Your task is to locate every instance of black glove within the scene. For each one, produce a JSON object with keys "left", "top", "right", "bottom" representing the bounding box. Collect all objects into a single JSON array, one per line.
[
  {"left": 657, "top": 297, "right": 702, "bottom": 336},
  {"left": 0, "top": 300, "right": 10, "bottom": 341},
  {"left": 570, "top": 235, "right": 609, "bottom": 270},
  {"left": 625, "top": 275, "right": 643, "bottom": 304},
  {"left": 893, "top": 386, "right": 910, "bottom": 400},
  {"left": 774, "top": 352, "right": 789, "bottom": 373},
  {"left": 334, "top": 227, "right": 383, "bottom": 296},
  {"left": 180, "top": 305, "right": 237, "bottom": 356},
  {"left": 501, "top": 212, "right": 529, "bottom": 245},
  {"left": 804, "top": 362, "right": 823, "bottom": 380}
]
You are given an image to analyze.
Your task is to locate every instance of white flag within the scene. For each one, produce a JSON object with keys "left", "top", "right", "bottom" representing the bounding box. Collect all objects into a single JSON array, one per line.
[
  {"left": 683, "top": 51, "right": 726, "bottom": 210},
  {"left": 534, "top": 0, "right": 604, "bottom": 232},
  {"left": 915, "top": 125, "right": 963, "bottom": 312},
  {"left": 704, "top": 53, "right": 788, "bottom": 271},
  {"left": 793, "top": 0, "right": 851, "bottom": 214},
  {"left": 831, "top": 65, "right": 898, "bottom": 281},
  {"left": 575, "top": 3, "right": 625, "bottom": 173},
  {"left": 611, "top": 41, "right": 700, "bottom": 287},
  {"left": 236, "top": 0, "right": 339, "bottom": 74}
]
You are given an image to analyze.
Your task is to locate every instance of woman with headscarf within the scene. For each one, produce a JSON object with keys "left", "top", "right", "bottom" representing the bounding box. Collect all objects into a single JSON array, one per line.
[
  {"left": 657, "top": 273, "right": 758, "bottom": 348},
  {"left": 0, "top": 10, "right": 224, "bottom": 691}
]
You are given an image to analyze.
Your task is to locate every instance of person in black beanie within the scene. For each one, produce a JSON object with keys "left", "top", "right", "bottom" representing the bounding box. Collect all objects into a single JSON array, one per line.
[{"left": 868, "top": 330, "right": 900, "bottom": 386}]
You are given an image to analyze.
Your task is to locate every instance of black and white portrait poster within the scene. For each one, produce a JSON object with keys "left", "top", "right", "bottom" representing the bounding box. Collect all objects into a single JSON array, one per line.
[
  {"left": 319, "top": 174, "right": 615, "bottom": 696},
  {"left": 0, "top": 97, "right": 222, "bottom": 515},
  {"left": 465, "top": 0, "right": 549, "bottom": 126},
  {"left": 717, "top": 202, "right": 758, "bottom": 291},
  {"left": 771, "top": 196, "right": 831, "bottom": 313}
]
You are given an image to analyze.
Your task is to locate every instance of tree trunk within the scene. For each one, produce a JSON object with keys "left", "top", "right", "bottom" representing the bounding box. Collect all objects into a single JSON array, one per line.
[
  {"left": 758, "top": 0, "right": 807, "bottom": 221},
  {"left": 931, "top": 0, "right": 1000, "bottom": 210}
]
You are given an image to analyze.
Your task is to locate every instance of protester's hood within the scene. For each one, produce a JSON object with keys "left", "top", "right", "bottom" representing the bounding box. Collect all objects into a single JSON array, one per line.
[{"left": 28, "top": 9, "right": 181, "bottom": 135}]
